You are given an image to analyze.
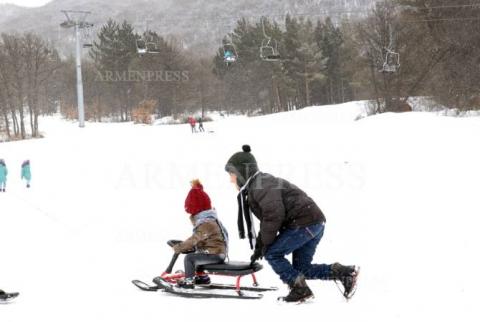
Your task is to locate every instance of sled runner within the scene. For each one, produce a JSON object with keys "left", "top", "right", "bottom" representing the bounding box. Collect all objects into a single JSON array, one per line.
[
  {"left": 132, "top": 240, "right": 277, "bottom": 299},
  {"left": 0, "top": 290, "right": 19, "bottom": 303}
]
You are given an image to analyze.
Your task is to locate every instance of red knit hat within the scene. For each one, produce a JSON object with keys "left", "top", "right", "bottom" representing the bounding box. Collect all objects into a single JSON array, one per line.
[{"left": 185, "top": 179, "right": 212, "bottom": 216}]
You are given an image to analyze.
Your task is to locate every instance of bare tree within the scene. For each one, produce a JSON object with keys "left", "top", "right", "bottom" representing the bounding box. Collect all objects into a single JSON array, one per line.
[
  {"left": 0, "top": 33, "right": 60, "bottom": 140},
  {"left": 23, "top": 33, "right": 60, "bottom": 137},
  {"left": 355, "top": 1, "right": 452, "bottom": 113},
  {"left": 1, "top": 34, "right": 26, "bottom": 138}
]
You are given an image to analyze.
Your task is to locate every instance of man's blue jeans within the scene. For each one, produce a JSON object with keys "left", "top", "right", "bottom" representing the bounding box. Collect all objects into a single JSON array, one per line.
[{"left": 264, "top": 223, "right": 331, "bottom": 284}]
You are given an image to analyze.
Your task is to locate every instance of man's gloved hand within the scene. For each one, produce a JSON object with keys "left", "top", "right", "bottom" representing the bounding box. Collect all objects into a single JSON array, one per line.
[
  {"left": 250, "top": 248, "right": 262, "bottom": 264},
  {"left": 250, "top": 238, "right": 264, "bottom": 264}
]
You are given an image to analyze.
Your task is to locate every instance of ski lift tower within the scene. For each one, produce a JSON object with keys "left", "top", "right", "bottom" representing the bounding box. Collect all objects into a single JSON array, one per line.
[{"left": 60, "top": 10, "right": 93, "bottom": 128}]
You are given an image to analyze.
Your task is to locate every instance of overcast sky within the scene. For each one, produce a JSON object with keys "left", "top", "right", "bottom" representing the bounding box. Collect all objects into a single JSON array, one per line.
[{"left": 0, "top": 0, "right": 51, "bottom": 7}]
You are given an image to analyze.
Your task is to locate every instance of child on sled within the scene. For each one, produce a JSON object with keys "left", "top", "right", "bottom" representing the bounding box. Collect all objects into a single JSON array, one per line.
[{"left": 170, "top": 179, "right": 229, "bottom": 289}]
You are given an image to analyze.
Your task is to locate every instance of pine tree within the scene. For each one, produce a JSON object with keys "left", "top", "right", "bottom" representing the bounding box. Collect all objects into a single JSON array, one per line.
[
  {"left": 90, "top": 19, "right": 137, "bottom": 121},
  {"left": 316, "top": 18, "right": 345, "bottom": 104},
  {"left": 284, "top": 17, "right": 325, "bottom": 107},
  {"left": 90, "top": 19, "right": 120, "bottom": 72}
]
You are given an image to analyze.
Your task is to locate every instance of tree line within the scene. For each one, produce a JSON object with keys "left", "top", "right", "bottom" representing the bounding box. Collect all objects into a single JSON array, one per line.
[
  {"left": 0, "top": 33, "right": 60, "bottom": 140},
  {"left": 214, "top": 0, "right": 480, "bottom": 114},
  {"left": 1, "top": 0, "right": 479, "bottom": 140}
]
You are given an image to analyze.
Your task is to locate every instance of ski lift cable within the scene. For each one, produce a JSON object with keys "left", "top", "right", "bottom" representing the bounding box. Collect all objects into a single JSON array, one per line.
[
  {"left": 412, "top": 3, "right": 480, "bottom": 10},
  {"left": 198, "top": 0, "right": 480, "bottom": 25},
  {"left": 388, "top": 23, "right": 394, "bottom": 51},
  {"left": 404, "top": 16, "right": 480, "bottom": 23},
  {"left": 136, "top": 15, "right": 480, "bottom": 36},
  {"left": 261, "top": 17, "right": 270, "bottom": 41},
  {"left": 119, "top": 3, "right": 480, "bottom": 28},
  {"left": 68, "top": 4, "right": 480, "bottom": 42}
]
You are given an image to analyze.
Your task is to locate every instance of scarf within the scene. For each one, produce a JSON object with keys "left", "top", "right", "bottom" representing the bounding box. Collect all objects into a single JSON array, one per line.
[{"left": 237, "top": 171, "right": 260, "bottom": 250}]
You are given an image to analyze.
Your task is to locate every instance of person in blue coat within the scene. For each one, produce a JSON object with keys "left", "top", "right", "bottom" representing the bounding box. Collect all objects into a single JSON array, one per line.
[
  {"left": 0, "top": 159, "right": 7, "bottom": 192},
  {"left": 21, "top": 160, "right": 31, "bottom": 188}
]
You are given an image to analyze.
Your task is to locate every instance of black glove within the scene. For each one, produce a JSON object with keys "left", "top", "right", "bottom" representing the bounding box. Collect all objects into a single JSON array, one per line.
[
  {"left": 250, "top": 249, "right": 262, "bottom": 264},
  {"left": 250, "top": 239, "right": 264, "bottom": 264}
]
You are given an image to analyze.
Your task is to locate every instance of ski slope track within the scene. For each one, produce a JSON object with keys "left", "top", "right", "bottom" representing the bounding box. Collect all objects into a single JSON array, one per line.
[{"left": 1, "top": 101, "right": 479, "bottom": 321}]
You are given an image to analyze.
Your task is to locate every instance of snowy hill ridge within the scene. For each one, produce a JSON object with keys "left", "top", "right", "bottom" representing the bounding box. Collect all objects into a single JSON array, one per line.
[
  {"left": 0, "top": 0, "right": 375, "bottom": 55},
  {"left": 1, "top": 101, "right": 479, "bottom": 321}
]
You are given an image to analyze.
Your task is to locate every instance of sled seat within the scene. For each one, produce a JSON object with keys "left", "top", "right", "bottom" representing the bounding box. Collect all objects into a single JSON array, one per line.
[{"left": 199, "top": 261, "right": 263, "bottom": 276}]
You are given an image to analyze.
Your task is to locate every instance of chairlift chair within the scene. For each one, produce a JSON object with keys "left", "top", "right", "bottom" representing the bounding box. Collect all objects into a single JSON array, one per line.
[
  {"left": 223, "top": 44, "right": 238, "bottom": 64},
  {"left": 382, "top": 63, "right": 397, "bottom": 73},
  {"left": 381, "top": 50, "right": 400, "bottom": 73},
  {"left": 259, "top": 17, "right": 282, "bottom": 62},
  {"left": 260, "top": 39, "right": 281, "bottom": 62},
  {"left": 146, "top": 42, "right": 160, "bottom": 54},
  {"left": 81, "top": 24, "right": 94, "bottom": 48},
  {"left": 136, "top": 39, "right": 148, "bottom": 55}
]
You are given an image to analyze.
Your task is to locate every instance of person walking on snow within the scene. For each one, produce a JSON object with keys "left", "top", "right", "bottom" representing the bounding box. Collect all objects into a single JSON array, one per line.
[
  {"left": 0, "top": 159, "right": 8, "bottom": 192},
  {"left": 21, "top": 160, "right": 31, "bottom": 188},
  {"left": 170, "top": 179, "right": 229, "bottom": 289},
  {"left": 197, "top": 117, "right": 205, "bottom": 132},
  {"left": 225, "top": 145, "right": 359, "bottom": 303},
  {"left": 188, "top": 116, "right": 197, "bottom": 133}
]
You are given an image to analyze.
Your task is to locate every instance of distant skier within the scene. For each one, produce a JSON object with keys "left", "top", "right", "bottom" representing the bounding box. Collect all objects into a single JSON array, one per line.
[
  {"left": 0, "top": 159, "right": 7, "bottom": 192},
  {"left": 171, "top": 179, "right": 228, "bottom": 289},
  {"left": 197, "top": 117, "right": 205, "bottom": 132},
  {"left": 21, "top": 160, "right": 31, "bottom": 188},
  {"left": 188, "top": 116, "right": 197, "bottom": 133},
  {"left": 225, "top": 145, "right": 359, "bottom": 302}
]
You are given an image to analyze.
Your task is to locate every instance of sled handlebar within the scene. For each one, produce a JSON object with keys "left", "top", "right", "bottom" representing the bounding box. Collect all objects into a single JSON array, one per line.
[
  {"left": 165, "top": 252, "right": 180, "bottom": 274},
  {"left": 165, "top": 240, "right": 196, "bottom": 274},
  {"left": 167, "top": 240, "right": 183, "bottom": 247},
  {"left": 165, "top": 240, "right": 184, "bottom": 274}
]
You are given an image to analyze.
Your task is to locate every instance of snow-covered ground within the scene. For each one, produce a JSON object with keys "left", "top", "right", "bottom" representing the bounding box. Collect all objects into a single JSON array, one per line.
[{"left": 1, "top": 101, "right": 480, "bottom": 322}]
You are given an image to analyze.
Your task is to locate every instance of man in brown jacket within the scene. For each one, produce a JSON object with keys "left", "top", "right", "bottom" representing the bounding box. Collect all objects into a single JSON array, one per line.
[
  {"left": 225, "top": 145, "right": 358, "bottom": 302},
  {"left": 172, "top": 179, "right": 228, "bottom": 289}
]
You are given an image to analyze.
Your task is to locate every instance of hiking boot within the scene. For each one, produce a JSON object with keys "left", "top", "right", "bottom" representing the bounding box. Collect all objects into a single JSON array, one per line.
[
  {"left": 176, "top": 277, "right": 195, "bottom": 289},
  {"left": 278, "top": 274, "right": 313, "bottom": 303},
  {"left": 330, "top": 263, "right": 359, "bottom": 299},
  {"left": 194, "top": 275, "right": 211, "bottom": 285}
]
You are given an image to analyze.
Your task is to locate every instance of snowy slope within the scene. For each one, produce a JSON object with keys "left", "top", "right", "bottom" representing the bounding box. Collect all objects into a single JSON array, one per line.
[{"left": 1, "top": 102, "right": 480, "bottom": 322}]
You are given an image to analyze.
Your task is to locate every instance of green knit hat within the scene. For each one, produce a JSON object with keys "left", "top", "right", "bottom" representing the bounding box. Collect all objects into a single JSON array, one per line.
[{"left": 225, "top": 145, "right": 259, "bottom": 186}]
